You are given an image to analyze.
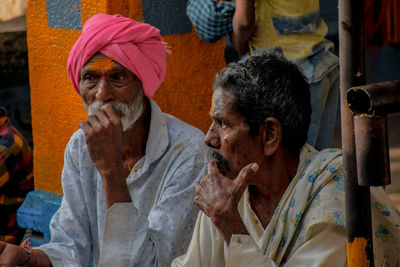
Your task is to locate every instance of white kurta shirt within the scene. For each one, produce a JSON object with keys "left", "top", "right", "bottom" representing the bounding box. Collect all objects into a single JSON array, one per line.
[
  {"left": 38, "top": 100, "right": 210, "bottom": 267},
  {"left": 173, "top": 145, "right": 400, "bottom": 266},
  {"left": 172, "top": 188, "right": 347, "bottom": 267}
]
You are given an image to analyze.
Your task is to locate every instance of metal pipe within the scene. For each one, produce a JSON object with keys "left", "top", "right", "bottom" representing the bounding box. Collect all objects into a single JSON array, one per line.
[
  {"left": 339, "top": 0, "right": 374, "bottom": 265},
  {"left": 354, "top": 115, "right": 391, "bottom": 186},
  {"left": 347, "top": 80, "right": 400, "bottom": 115}
]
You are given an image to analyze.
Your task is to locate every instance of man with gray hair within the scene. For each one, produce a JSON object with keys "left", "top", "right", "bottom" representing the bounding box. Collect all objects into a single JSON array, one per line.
[{"left": 173, "top": 52, "right": 400, "bottom": 266}]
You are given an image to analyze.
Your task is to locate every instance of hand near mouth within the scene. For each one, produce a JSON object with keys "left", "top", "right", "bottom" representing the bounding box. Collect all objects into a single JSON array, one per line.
[{"left": 194, "top": 160, "right": 259, "bottom": 244}]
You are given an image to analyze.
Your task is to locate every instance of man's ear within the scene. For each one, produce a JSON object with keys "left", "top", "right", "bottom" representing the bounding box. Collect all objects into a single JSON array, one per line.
[{"left": 261, "top": 117, "right": 282, "bottom": 156}]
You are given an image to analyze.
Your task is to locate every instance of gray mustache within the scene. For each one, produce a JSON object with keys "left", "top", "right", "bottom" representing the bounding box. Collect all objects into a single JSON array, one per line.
[
  {"left": 87, "top": 100, "right": 127, "bottom": 118},
  {"left": 209, "top": 149, "right": 230, "bottom": 170}
]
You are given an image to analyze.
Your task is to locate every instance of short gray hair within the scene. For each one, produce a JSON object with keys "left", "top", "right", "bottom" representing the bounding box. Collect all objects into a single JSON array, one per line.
[{"left": 213, "top": 52, "right": 311, "bottom": 154}]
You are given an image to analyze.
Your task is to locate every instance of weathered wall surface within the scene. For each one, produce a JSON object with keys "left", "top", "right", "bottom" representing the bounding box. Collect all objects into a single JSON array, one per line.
[{"left": 27, "top": 0, "right": 225, "bottom": 193}]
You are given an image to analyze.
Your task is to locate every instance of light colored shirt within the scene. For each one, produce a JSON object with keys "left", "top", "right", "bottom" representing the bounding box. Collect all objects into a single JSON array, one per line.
[
  {"left": 38, "top": 100, "right": 209, "bottom": 267},
  {"left": 173, "top": 145, "right": 400, "bottom": 266}
]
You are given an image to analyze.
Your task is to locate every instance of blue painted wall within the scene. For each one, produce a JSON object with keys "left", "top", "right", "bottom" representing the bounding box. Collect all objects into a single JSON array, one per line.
[
  {"left": 45, "top": 0, "right": 82, "bottom": 30},
  {"left": 141, "top": 0, "right": 192, "bottom": 35}
]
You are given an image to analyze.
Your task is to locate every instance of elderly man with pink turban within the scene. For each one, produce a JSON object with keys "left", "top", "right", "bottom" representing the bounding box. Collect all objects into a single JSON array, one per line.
[{"left": 0, "top": 14, "right": 208, "bottom": 267}]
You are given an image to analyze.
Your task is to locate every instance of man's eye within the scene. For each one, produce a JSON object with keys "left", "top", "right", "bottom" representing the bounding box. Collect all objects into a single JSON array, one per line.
[
  {"left": 214, "top": 118, "right": 228, "bottom": 128},
  {"left": 83, "top": 74, "right": 95, "bottom": 82},
  {"left": 112, "top": 73, "right": 125, "bottom": 81}
]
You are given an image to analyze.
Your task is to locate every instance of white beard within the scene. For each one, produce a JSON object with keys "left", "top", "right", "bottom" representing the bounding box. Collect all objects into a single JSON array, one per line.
[{"left": 83, "top": 90, "right": 144, "bottom": 132}]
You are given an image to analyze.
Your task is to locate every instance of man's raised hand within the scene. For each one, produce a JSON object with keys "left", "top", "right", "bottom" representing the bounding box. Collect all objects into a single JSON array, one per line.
[
  {"left": 194, "top": 161, "right": 259, "bottom": 243},
  {"left": 78, "top": 103, "right": 124, "bottom": 172}
]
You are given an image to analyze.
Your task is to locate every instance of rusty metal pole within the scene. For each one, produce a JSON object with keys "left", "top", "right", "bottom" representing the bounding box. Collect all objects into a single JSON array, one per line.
[
  {"left": 347, "top": 81, "right": 400, "bottom": 114},
  {"left": 354, "top": 115, "right": 391, "bottom": 186},
  {"left": 339, "top": 0, "right": 374, "bottom": 266}
]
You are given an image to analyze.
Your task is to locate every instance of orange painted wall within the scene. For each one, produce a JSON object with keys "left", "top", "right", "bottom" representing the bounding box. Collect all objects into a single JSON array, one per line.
[{"left": 27, "top": 0, "right": 225, "bottom": 194}]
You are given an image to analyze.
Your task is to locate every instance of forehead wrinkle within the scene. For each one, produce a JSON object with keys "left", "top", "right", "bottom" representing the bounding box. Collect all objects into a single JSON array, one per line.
[
  {"left": 212, "top": 92, "right": 235, "bottom": 115},
  {"left": 212, "top": 89, "right": 249, "bottom": 128}
]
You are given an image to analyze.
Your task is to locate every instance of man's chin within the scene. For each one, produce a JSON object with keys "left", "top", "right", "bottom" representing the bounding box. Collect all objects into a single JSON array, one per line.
[{"left": 215, "top": 163, "right": 236, "bottom": 180}]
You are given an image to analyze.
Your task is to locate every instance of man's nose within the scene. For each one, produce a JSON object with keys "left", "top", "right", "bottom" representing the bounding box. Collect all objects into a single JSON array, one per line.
[
  {"left": 204, "top": 122, "right": 220, "bottom": 149},
  {"left": 95, "top": 77, "right": 113, "bottom": 102}
]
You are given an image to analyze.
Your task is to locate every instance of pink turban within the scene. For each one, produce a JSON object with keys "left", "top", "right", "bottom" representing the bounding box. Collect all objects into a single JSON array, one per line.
[{"left": 67, "top": 13, "right": 167, "bottom": 98}]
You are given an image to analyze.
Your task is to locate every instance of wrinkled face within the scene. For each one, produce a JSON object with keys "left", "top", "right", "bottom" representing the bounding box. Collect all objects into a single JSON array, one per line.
[
  {"left": 204, "top": 88, "right": 263, "bottom": 179},
  {"left": 79, "top": 53, "right": 144, "bottom": 131}
]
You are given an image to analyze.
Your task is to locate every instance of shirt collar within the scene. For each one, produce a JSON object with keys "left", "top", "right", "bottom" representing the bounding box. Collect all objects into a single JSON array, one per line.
[{"left": 141, "top": 99, "right": 169, "bottom": 173}]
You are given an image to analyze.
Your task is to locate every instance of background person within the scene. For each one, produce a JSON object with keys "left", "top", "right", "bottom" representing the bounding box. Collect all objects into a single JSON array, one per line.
[
  {"left": 186, "top": 0, "right": 339, "bottom": 150},
  {"left": 0, "top": 106, "right": 33, "bottom": 245}
]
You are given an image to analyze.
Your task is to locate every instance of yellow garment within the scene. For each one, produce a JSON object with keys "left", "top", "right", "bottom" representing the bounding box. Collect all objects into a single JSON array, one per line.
[{"left": 250, "top": 0, "right": 328, "bottom": 60}]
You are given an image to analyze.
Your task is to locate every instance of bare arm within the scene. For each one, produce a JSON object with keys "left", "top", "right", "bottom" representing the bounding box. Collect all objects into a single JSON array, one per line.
[{"left": 230, "top": 0, "right": 256, "bottom": 57}]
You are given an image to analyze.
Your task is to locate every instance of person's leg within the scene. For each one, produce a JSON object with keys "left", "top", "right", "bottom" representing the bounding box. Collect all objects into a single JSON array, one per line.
[
  {"left": 306, "top": 66, "right": 339, "bottom": 150},
  {"left": 315, "top": 67, "right": 340, "bottom": 150}
]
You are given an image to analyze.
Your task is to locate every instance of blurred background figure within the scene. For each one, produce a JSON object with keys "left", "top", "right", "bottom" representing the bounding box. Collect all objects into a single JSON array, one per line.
[
  {"left": 0, "top": 0, "right": 27, "bottom": 22},
  {"left": 0, "top": 106, "right": 33, "bottom": 245},
  {"left": 187, "top": 0, "right": 339, "bottom": 151}
]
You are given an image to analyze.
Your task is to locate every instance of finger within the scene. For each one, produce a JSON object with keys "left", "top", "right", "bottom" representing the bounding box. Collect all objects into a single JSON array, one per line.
[
  {"left": 194, "top": 180, "right": 211, "bottom": 200},
  {"left": 78, "top": 121, "right": 91, "bottom": 133},
  {"left": 94, "top": 109, "right": 110, "bottom": 128},
  {"left": 194, "top": 181, "right": 202, "bottom": 194},
  {"left": 100, "top": 103, "right": 119, "bottom": 124},
  {"left": 207, "top": 160, "right": 221, "bottom": 175},
  {"left": 202, "top": 168, "right": 208, "bottom": 178},
  {"left": 233, "top": 163, "right": 259, "bottom": 194},
  {"left": 86, "top": 114, "right": 102, "bottom": 130},
  {"left": 193, "top": 195, "right": 209, "bottom": 214},
  {"left": 102, "top": 104, "right": 123, "bottom": 130}
]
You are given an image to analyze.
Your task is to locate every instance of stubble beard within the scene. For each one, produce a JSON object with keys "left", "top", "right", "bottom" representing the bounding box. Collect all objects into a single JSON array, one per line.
[
  {"left": 83, "top": 90, "right": 144, "bottom": 132},
  {"left": 209, "top": 149, "right": 233, "bottom": 178}
]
